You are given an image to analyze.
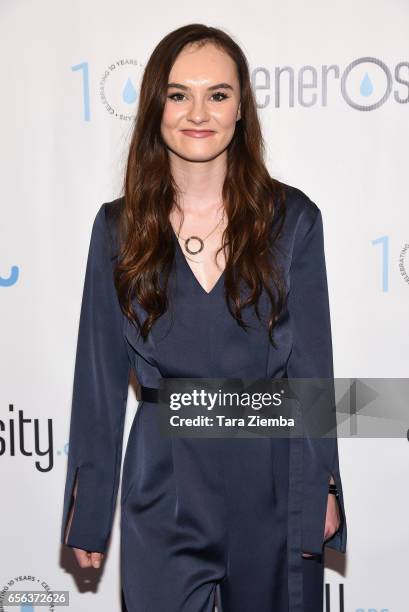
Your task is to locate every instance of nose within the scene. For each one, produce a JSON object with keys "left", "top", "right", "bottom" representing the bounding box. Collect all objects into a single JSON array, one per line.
[{"left": 186, "top": 97, "right": 210, "bottom": 124}]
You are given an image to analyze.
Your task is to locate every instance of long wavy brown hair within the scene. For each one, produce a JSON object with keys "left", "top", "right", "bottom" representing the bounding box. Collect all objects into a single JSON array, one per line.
[{"left": 115, "top": 23, "right": 288, "bottom": 347}]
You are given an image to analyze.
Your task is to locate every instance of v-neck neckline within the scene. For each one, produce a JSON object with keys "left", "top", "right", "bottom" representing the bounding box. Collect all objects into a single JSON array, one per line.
[{"left": 171, "top": 229, "right": 225, "bottom": 297}]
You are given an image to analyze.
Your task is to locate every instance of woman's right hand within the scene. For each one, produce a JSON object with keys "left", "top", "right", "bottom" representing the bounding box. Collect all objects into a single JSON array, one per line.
[
  {"left": 64, "top": 484, "right": 104, "bottom": 568},
  {"left": 72, "top": 548, "right": 104, "bottom": 569}
]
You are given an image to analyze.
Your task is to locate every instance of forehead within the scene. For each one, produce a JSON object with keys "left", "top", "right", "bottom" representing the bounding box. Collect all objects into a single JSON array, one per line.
[{"left": 169, "top": 42, "right": 238, "bottom": 86}]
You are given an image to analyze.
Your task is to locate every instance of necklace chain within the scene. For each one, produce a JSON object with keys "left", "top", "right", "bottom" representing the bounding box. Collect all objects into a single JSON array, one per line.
[{"left": 174, "top": 204, "right": 226, "bottom": 263}]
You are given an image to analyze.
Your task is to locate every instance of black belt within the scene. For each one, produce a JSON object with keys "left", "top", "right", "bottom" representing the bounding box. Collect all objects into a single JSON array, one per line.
[{"left": 140, "top": 385, "right": 159, "bottom": 403}]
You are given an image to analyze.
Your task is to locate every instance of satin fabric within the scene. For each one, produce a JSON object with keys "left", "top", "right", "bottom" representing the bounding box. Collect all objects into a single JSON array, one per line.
[{"left": 60, "top": 182, "right": 347, "bottom": 611}]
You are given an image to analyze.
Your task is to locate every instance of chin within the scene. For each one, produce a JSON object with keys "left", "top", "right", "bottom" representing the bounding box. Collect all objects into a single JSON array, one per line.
[
  {"left": 184, "top": 152, "right": 224, "bottom": 163},
  {"left": 170, "top": 145, "right": 225, "bottom": 163}
]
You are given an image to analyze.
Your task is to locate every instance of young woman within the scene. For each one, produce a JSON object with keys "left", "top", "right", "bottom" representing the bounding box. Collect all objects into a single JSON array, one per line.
[{"left": 61, "top": 23, "right": 347, "bottom": 612}]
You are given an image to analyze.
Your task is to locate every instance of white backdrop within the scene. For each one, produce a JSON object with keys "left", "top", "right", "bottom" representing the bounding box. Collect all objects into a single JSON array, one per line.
[{"left": 1, "top": 1, "right": 408, "bottom": 611}]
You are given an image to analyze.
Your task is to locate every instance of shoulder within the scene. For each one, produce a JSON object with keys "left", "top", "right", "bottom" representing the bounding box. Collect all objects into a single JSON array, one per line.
[
  {"left": 93, "top": 196, "right": 125, "bottom": 256},
  {"left": 270, "top": 179, "right": 324, "bottom": 263},
  {"left": 280, "top": 180, "right": 321, "bottom": 230},
  {"left": 276, "top": 180, "right": 323, "bottom": 248},
  {"left": 100, "top": 196, "right": 125, "bottom": 233}
]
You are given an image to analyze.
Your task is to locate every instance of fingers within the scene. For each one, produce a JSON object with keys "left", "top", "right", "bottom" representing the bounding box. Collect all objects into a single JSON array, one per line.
[
  {"left": 324, "top": 511, "right": 341, "bottom": 539},
  {"left": 324, "top": 494, "right": 341, "bottom": 541},
  {"left": 302, "top": 495, "right": 342, "bottom": 558},
  {"left": 73, "top": 548, "right": 104, "bottom": 569},
  {"left": 73, "top": 548, "right": 92, "bottom": 568},
  {"left": 324, "top": 518, "right": 341, "bottom": 541},
  {"left": 91, "top": 552, "right": 103, "bottom": 568}
]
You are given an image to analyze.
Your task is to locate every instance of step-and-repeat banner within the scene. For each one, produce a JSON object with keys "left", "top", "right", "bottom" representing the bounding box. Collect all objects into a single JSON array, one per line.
[{"left": 1, "top": 1, "right": 408, "bottom": 610}]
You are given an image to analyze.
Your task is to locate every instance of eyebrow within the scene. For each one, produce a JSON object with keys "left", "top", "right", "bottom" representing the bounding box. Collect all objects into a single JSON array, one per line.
[{"left": 167, "top": 82, "right": 234, "bottom": 92}]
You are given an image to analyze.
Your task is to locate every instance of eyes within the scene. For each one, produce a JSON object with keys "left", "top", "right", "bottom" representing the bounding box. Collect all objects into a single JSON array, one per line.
[{"left": 167, "top": 91, "right": 229, "bottom": 103}]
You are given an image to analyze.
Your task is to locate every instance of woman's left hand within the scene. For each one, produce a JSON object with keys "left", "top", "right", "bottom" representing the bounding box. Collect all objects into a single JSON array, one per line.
[{"left": 301, "top": 490, "right": 341, "bottom": 558}]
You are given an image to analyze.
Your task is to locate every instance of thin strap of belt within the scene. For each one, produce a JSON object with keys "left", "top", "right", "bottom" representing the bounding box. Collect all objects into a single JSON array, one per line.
[{"left": 140, "top": 385, "right": 159, "bottom": 403}]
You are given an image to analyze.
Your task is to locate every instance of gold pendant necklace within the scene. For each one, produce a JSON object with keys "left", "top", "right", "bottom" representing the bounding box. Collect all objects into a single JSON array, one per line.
[{"left": 175, "top": 207, "right": 226, "bottom": 262}]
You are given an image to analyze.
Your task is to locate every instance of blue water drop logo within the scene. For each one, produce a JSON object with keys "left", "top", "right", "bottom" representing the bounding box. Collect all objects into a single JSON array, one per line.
[
  {"left": 0, "top": 265, "right": 19, "bottom": 286},
  {"left": 122, "top": 78, "right": 137, "bottom": 104},
  {"left": 360, "top": 72, "right": 373, "bottom": 97}
]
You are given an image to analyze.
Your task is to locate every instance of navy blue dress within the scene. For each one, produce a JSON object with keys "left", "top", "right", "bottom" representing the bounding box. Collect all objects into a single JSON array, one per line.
[{"left": 61, "top": 182, "right": 347, "bottom": 611}]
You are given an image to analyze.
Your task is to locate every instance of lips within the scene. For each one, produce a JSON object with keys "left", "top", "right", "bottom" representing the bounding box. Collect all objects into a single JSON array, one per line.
[{"left": 181, "top": 130, "right": 215, "bottom": 138}]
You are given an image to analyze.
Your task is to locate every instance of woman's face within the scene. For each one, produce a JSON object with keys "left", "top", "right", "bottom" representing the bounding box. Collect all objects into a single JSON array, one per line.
[{"left": 161, "top": 42, "right": 241, "bottom": 163}]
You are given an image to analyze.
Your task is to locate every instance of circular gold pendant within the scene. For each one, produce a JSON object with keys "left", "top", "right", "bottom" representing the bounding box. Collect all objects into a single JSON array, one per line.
[{"left": 184, "top": 236, "right": 204, "bottom": 255}]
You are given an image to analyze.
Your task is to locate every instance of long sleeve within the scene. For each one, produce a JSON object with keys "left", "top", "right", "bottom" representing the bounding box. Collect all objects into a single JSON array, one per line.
[
  {"left": 60, "top": 202, "right": 131, "bottom": 553},
  {"left": 286, "top": 201, "right": 347, "bottom": 555}
]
